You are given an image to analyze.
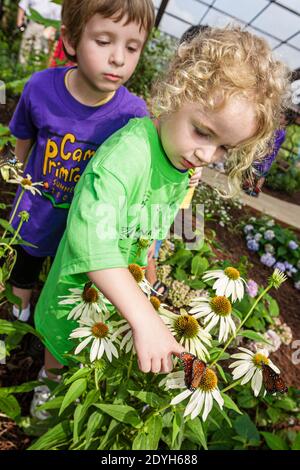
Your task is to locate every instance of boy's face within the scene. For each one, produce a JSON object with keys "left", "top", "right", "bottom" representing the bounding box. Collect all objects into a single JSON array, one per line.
[
  {"left": 65, "top": 13, "right": 147, "bottom": 93},
  {"left": 158, "top": 98, "right": 257, "bottom": 171}
]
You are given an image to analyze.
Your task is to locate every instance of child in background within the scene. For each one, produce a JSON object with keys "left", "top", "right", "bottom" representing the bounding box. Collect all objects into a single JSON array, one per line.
[
  {"left": 8, "top": 0, "right": 155, "bottom": 322},
  {"left": 34, "top": 26, "right": 289, "bottom": 385}
]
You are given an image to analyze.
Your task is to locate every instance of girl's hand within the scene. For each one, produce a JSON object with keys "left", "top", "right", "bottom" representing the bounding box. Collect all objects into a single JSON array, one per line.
[
  {"left": 132, "top": 312, "right": 184, "bottom": 373},
  {"left": 189, "top": 167, "right": 202, "bottom": 187}
]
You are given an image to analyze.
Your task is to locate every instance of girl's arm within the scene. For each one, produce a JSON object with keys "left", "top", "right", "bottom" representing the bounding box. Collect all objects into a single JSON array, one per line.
[
  {"left": 15, "top": 138, "right": 34, "bottom": 164},
  {"left": 17, "top": 7, "right": 25, "bottom": 28},
  {"left": 88, "top": 268, "right": 184, "bottom": 374}
]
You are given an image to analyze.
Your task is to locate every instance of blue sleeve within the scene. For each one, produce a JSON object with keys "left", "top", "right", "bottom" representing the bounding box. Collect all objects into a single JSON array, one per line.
[{"left": 9, "top": 80, "right": 37, "bottom": 140}]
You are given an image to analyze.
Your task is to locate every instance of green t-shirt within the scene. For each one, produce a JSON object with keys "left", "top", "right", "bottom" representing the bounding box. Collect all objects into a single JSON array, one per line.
[{"left": 34, "top": 117, "right": 189, "bottom": 364}]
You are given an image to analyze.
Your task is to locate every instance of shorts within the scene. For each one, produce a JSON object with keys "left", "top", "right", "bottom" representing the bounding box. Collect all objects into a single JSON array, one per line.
[{"left": 9, "top": 245, "right": 53, "bottom": 289}]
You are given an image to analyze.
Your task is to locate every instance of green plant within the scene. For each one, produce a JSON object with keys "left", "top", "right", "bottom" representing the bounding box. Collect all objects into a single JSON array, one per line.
[{"left": 127, "top": 29, "right": 176, "bottom": 100}]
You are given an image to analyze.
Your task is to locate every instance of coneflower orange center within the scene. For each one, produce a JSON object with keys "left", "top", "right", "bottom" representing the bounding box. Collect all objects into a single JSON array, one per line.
[
  {"left": 174, "top": 315, "right": 199, "bottom": 339},
  {"left": 253, "top": 353, "right": 269, "bottom": 367},
  {"left": 210, "top": 296, "right": 232, "bottom": 316},
  {"left": 150, "top": 296, "right": 161, "bottom": 310},
  {"left": 128, "top": 264, "right": 144, "bottom": 283},
  {"left": 21, "top": 178, "right": 32, "bottom": 186},
  {"left": 82, "top": 287, "right": 99, "bottom": 303},
  {"left": 91, "top": 322, "right": 108, "bottom": 338},
  {"left": 199, "top": 368, "right": 217, "bottom": 391},
  {"left": 224, "top": 267, "right": 240, "bottom": 280}
]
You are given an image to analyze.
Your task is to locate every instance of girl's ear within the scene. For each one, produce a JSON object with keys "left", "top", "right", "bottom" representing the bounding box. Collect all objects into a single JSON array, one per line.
[{"left": 61, "top": 25, "right": 76, "bottom": 57}]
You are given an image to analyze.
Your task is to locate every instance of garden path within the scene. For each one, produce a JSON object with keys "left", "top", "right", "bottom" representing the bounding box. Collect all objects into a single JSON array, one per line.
[{"left": 201, "top": 167, "right": 300, "bottom": 229}]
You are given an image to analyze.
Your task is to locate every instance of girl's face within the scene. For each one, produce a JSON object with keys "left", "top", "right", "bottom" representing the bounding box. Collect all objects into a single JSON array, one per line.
[{"left": 157, "top": 97, "right": 257, "bottom": 171}]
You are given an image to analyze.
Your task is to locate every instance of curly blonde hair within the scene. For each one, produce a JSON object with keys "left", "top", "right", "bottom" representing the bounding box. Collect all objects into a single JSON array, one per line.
[{"left": 151, "top": 25, "right": 291, "bottom": 197}]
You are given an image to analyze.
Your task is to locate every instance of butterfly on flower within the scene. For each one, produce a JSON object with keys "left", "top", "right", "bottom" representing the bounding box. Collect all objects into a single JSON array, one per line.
[
  {"left": 262, "top": 363, "right": 288, "bottom": 394},
  {"left": 179, "top": 352, "right": 206, "bottom": 392}
]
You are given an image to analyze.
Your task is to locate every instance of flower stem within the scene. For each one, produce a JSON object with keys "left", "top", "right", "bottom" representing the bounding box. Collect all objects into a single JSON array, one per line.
[
  {"left": 221, "top": 379, "right": 241, "bottom": 393},
  {"left": 2, "top": 188, "right": 25, "bottom": 240},
  {"left": 210, "top": 285, "right": 271, "bottom": 367},
  {"left": 127, "top": 350, "right": 134, "bottom": 379},
  {"left": 8, "top": 218, "right": 24, "bottom": 247}
]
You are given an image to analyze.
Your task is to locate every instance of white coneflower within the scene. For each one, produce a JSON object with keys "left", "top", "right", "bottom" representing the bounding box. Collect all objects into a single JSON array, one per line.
[
  {"left": 202, "top": 267, "right": 246, "bottom": 302},
  {"left": 189, "top": 296, "right": 236, "bottom": 343},
  {"left": 7, "top": 173, "right": 43, "bottom": 196},
  {"left": 59, "top": 282, "right": 111, "bottom": 321},
  {"left": 161, "top": 369, "right": 224, "bottom": 421},
  {"left": 159, "top": 305, "right": 211, "bottom": 361},
  {"left": 69, "top": 311, "right": 119, "bottom": 362},
  {"left": 229, "top": 347, "right": 280, "bottom": 396},
  {"left": 128, "top": 263, "right": 153, "bottom": 297}
]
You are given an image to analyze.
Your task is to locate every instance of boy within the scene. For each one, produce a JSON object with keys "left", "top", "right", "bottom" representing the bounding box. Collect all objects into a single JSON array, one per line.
[{"left": 9, "top": 0, "right": 155, "bottom": 322}]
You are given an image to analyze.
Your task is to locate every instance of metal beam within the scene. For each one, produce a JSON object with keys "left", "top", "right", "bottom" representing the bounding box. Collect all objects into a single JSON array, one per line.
[{"left": 155, "top": 0, "right": 170, "bottom": 28}]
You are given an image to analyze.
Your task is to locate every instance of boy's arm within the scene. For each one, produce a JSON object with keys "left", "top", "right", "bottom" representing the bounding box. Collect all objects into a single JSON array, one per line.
[
  {"left": 15, "top": 138, "right": 34, "bottom": 164},
  {"left": 88, "top": 268, "right": 184, "bottom": 373}
]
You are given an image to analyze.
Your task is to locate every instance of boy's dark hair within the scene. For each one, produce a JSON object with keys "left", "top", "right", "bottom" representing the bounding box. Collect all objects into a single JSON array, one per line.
[
  {"left": 180, "top": 24, "right": 209, "bottom": 44},
  {"left": 62, "top": 0, "right": 155, "bottom": 61}
]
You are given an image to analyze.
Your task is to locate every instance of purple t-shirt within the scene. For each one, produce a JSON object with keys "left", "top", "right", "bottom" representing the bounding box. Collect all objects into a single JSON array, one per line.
[
  {"left": 9, "top": 67, "right": 148, "bottom": 257},
  {"left": 253, "top": 128, "right": 286, "bottom": 176}
]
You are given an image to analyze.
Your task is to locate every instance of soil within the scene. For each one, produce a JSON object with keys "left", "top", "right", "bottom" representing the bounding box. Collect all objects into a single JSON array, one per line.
[
  {"left": 263, "top": 185, "right": 300, "bottom": 206},
  {"left": 0, "top": 97, "right": 19, "bottom": 127}
]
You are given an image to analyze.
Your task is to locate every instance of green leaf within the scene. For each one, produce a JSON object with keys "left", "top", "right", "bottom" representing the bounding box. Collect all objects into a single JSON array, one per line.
[
  {"left": 0, "top": 381, "right": 40, "bottom": 396},
  {"left": 237, "top": 391, "right": 259, "bottom": 409},
  {"left": 73, "top": 404, "right": 83, "bottom": 444},
  {"left": 238, "top": 329, "right": 272, "bottom": 345},
  {"left": 84, "top": 411, "right": 104, "bottom": 449},
  {"left": 216, "top": 364, "right": 228, "bottom": 383},
  {"left": 186, "top": 417, "right": 207, "bottom": 450},
  {"left": 132, "top": 415, "right": 163, "bottom": 450},
  {"left": 98, "top": 419, "right": 122, "bottom": 450},
  {"left": 221, "top": 393, "right": 243, "bottom": 415},
  {"left": 0, "top": 319, "right": 43, "bottom": 340},
  {"left": 274, "top": 397, "right": 296, "bottom": 411},
  {"left": 172, "top": 411, "right": 182, "bottom": 447},
  {"left": 28, "top": 421, "right": 71, "bottom": 450},
  {"left": 291, "top": 432, "right": 300, "bottom": 450},
  {"left": 95, "top": 403, "right": 142, "bottom": 428},
  {"left": 28, "top": 8, "right": 61, "bottom": 28},
  {"left": 59, "top": 378, "right": 87, "bottom": 415},
  {"left": 0, "top": 394, "right": 21, "bottom": 421},
  {"left": 234, "top": 414, "right": 260, "bottom": 445},
  {"left": 191, "top": 255, "right": 209, "bottom": 276},
  {"left": 64, "top": 367, "right": 90, "bottom": 385},
  {"left": 37, "top": 396, "right": 64, "bottom": 411},
  {"left": 261, "top": 431, "right": 289, "bottom": 450},
  {"left": 128, "top": 390, "right": 168, "bottom": 408},
  {"left": 0, "top": 218, "right": 15, "bottom": 234}
]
